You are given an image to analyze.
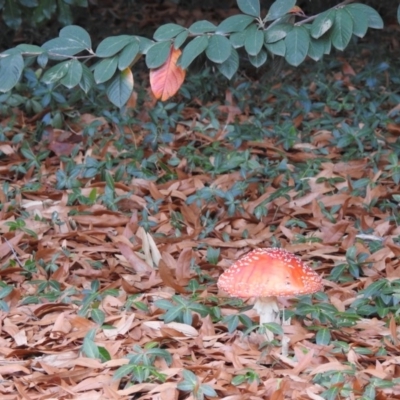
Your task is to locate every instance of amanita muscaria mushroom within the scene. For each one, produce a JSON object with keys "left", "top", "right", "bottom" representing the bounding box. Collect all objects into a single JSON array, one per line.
[{"left": 217, "top": 248, "right": 322, "bottom": 342}]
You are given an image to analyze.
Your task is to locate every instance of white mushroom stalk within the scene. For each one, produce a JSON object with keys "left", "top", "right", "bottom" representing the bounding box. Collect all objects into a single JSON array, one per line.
[{"left": 253, "top": 296, "right": 280, "bottom": 341}]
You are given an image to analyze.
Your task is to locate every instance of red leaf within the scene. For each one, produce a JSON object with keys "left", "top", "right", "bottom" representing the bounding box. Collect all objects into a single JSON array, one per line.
[{"left": 150, "top": 46, "right": 186, "bottom": 101}]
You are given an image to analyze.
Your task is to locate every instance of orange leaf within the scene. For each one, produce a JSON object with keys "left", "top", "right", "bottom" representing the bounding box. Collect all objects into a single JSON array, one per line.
[{"left": 150, "top": 46, "right": 186, "bottom": 101}]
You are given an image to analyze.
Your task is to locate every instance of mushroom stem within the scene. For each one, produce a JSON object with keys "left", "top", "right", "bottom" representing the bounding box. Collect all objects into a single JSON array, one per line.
[{"left": 253, "top": 296, "right": 280, "bottom": 341}]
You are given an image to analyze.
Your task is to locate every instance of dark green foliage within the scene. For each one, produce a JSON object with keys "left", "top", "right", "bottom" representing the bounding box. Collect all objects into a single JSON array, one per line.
[{"left": 0, "top": 0, "right": 385, "bottom": 108}]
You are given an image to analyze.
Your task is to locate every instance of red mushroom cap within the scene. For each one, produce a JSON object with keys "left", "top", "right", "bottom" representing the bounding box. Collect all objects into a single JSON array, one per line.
[{"left": 217, "top": 248, "right": 322, "bottom": 298}]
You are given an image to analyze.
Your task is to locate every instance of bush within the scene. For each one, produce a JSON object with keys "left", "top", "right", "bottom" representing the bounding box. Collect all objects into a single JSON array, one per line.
[{"left": 0, "top": 0, "right": 388, "bottom": 110}]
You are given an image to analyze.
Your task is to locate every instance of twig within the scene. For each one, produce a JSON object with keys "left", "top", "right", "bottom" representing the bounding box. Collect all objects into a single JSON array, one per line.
[
  {"left": 4, "top": 237, "right": 23, "bottom": 267},
  {"left": 296, "top": 0, "right": 357, "bottom": 26}
]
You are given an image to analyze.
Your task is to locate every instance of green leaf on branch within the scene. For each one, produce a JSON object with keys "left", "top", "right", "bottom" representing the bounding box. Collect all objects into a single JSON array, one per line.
[
  {"left": 60, "top": 59, "right": 82, "bottom": 88},
  {"left": 137, "top": 36, "right": 154, "bottom": 54},
  {"left": 284, "top": 26, "right": 309, "bottom": 66},
  {"left": 244, "top": 24, "right": 264, "bottom": 56},
  {"left": 60, "top": 25, "right": 91, "bottom": 50},
  {"left": 106, "top": 68, "right": 134, "bottom": 108},
  {"left": 41, "top": 60, "right": 70, "bottom": 84},
  {"left": 37, "top": 52, "right": 48, "bottom": 68},
  {"left": 217, "top": 48, "right": 239, "bottom": 79},
  {"left": 206, "top": 34, "right": 232, "bottom": 63},
  {"left": 96, "top": 35, "right": 133, "bottom": 58},
  {"left": 94, "top": 56, "right": 118, "bottom": 84},
  {"left": 16, "top": 44, "right": 44, "bottom": 55},
  {"left": 174, "top": 30, "right": 189, "bottom": 49},
  {"left": 146, "top": 41, "right": 171, "bottom": 69},
  {"left": 237, "top": 0, "right": 260, "bottom": 17},
  {"left": 188, "top": 20, "right": 216, "bottom": 34},
  {"left": 79, "top": 64, "right": 95, "bottom": 93},
  {"left": 179, "top": 36, "right": 209, "bottom": 69},
  {"left": 345, "top": 7, "right": 368, "bottom": 38},
  {"left": 0, "top": 50, "right": 24, "bottom": 92},
  {"left": 230, "top": 31, "right": 246, "bottom": 48},
  {"left": 345, "top": 3, "right": 383, "bottom": 30},
  {"left": 265, "top": 39, "right": 286, "bottom": 56},
  {"left": 153, "top": 23, "right": 186, "bottom": 41},
  {"left": 118, "top": 40, "right": 140, "bottom": 70},
  {"left": 216, "top": 14, "right": 254, "bottom": 34},
  {"left": 330, "top": 8, "right": 353, "bottom": 51},
  {"left": 311, "top": 9, "right": 335, "bottom": 39},
  {"left": 265, "top": 0, "right": 296, "bottom": 22},
  {"left": 42, "top": 37, "right": 86, "bottom": 60},
  {"left": 307, "top": 37, "right": 325, "bottom": 61},
  {"left": 264, "top": 23, "right": 293, "bottom": 43},
  {"left": 248, "top": 49, "right": 267, "bottom": 67}
]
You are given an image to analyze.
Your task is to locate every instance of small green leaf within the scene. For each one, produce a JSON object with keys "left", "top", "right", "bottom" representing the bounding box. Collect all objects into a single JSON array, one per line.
[
  {"left": 266, "top": 0, "right": 296, "bottom": 22},
  {"left": 188, "top": 20, "right": 216, "bottom": 34},
  {"left": 232, "top": 375, "right": 247, "bottom": 386},
  {"left": 244, "top": 24, "right": 264, "bottom": 56},
  {"left": 182, "top": 369, "right": 198, "bottom": 385},
  {"left": 217, "top": 49, "right": 239, "bottom": 78},
  {"left": 346, "top": 3, "right": 383, "bottom": 29},
  {"left": 91, "top": 308, "right": 105, "bottom": 325},
  {"left": 82, "top": 337, "right": 99, "bottom": 359},
  {"left": 179, "top": 36, "right": 209, "bottom": 69},
  {"left": 248, "top": 49, "right": 267, "bottom": 67},
  {"left": 42, "top": 37, "right": 86, "bottom": 60},
  {"left": 60, "top": 59, "right": 82, "bottom": 88},
  {"left": 106, "top": 68, "right": 134, "bottom": 108},
  {"left": 118, "top": 40, "right": 140, "bottom": 70},
  {"left": 330, "top": 8, "right": 353, "bottom": 51},
  {"left": 79, "top": 64, "right": 95, "bottom": 93},
  {"left": 316, "top": 328, "right": 331, "bottom": 345},
  {"left": 0, "top": 50, "right": 24, "bottom": 92},
  {"left": 265, "top": 39, "right": 286, "bottom": 56},
  {"left": 345, "top": 7, "right": 368, "bottom": 38},
  {"left": 98, "top": 346, "right": 111, "bottom": 362},
  {"left": 145, "top": 41, "right": 171, "bottom": 68},
  {"left": 205, "top": 34, "right": 232, "bottom": 63},
  {"left": 94, "top": 56, "right": 118, "bottom": 84},
  {"left": 201, "top": 384, "right": 217, "bottom": 397},
  {"left": 230, "top": 31, "right": 246, "bottom": 48},
  {"left": 237, "top": 0, "right": 260, "bottom": 17},
  {"left": 0, "top": 285, "right": 13, "bottom": 299},
  {"left": 174, "top": 30, "right": 189, "bottom": 49},
  {"left": 113, "top": 364, "right": 136, "bottom": 380},
  {"left": 284, "top": 25, "right": 310, "bottom": 66},
  {"left": 96, "top": 35, "right": 134, "bottom": 58},
  {"left": 137, "top": 36, "right": 153, "bottom": 54},
  {"left": 41, "top": 60, "right": 70, "bottom": 84},
  {"left": 59, "top": 25, "right": 91, "bottom": 49},
  {"left": 311, "top": 9, "right": 335, "bottom": 39},
  {"left": 261, "top": 322, "right": 283, "bottom": 335},
  {"left": 216, "top": 14, "right": 254, "bottom": 34},
  {"left": 307, "top": 37, "right": 325, "bottom": 61},
  {"left": 16, "top": 44, "right": 44, "bottom": 54},
  {"left": 264, "top": 23, "right": 293, "bottom": 43},
  {"left": 153, "top": 23, "right": 186, "bottom": 40}
]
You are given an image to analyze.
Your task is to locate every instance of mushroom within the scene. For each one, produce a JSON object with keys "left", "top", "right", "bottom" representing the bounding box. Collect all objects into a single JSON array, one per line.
[{"left": 217, "top": 248, "right": 322, "bottom": 349}]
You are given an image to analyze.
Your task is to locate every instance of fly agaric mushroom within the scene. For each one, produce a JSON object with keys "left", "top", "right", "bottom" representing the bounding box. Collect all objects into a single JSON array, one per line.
[{"left": 217, "top": 248, "right": 322, "bottom": 343}]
